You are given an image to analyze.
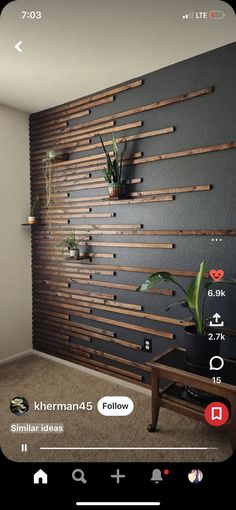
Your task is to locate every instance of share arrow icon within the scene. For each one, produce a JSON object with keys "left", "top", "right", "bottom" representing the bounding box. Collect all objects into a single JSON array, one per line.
[
  {"left": 209, "top": 313, "right": 224, "bottom": 327},
  {"left": 14, "top": 41, "right": 23, "bottom": 53}
]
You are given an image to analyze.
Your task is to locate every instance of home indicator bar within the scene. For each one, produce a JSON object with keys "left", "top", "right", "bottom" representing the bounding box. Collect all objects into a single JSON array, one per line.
[{"left": 76, "top": 504, "right": 161, "bottom": 507}]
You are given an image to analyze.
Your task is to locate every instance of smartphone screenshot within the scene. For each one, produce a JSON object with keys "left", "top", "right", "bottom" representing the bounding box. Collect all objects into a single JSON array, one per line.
[{"left": 0, "top": 0, "right": 235, "bottom": 507}]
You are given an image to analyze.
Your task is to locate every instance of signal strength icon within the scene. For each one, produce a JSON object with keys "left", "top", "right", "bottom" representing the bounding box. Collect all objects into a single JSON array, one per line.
[{"left": 182, "top": 12, "right": 194, "bottom": 19}]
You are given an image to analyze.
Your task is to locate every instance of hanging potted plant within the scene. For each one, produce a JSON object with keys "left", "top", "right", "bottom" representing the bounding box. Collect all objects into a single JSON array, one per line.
[
  {"left": 42, "top": 149, "right": 68, "bottom": 231},
  {"left": 28, "top": 194, "right": 40, "bottom": 224},
  {"left": 57, "top": 230, "right": 89, "bottom": 259},
  {"left": 137, "top": 261, "right": 236, "bottom": 369},
  {"left": 99, "top": 134, "right": 127, "bottom": 198}
]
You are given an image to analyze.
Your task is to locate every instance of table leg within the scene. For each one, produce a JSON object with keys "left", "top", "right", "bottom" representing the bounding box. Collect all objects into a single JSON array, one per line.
[
  {"left": 229, "top": 394, "right": 236, "bottom": 452},
  {"left": 147, "top": 370, "right": 161, "bottom": 432}
]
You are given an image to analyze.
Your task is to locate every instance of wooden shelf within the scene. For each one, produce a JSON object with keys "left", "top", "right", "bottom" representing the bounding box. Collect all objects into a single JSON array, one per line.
[
  {"left": 21, "top": 223, "right": 46, "bottom": 226},
  {"left": 63, "top": 254, "right": 91, "bottom": 261}
]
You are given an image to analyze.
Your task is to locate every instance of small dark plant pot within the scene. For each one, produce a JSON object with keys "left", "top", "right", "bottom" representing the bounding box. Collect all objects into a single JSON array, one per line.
[
  {"left": 184, "top": 326, "right": 220, "bottom": 369},
  {"left": 108, "top": 183, "right": 124, "bottom": 198}
]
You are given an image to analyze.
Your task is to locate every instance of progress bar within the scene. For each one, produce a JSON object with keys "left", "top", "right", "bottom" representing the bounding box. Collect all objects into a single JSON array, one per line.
[
  {"left": 76, "top": 503, "right": 160, "bottom": 507},
  {"left": 40, "top": 447, "right": 216, "bottom": 450}
]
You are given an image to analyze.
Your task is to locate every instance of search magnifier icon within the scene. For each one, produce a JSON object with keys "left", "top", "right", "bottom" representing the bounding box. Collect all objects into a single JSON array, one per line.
[
  {"left": 72, "top": 469, "right": 87, "bottom": 483},
  {"left": 209, "top": 356, "right": 224, "bottom": 371}
]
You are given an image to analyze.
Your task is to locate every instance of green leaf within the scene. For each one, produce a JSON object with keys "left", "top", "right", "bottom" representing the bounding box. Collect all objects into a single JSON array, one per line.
[
  {"left": 136, "top": 271, "right": 176, "bottom": 292},
  {"left": 99, "top": 135, "right": 108, "bottom": 154},
  {"left": 112, "top": 133, "right": 119, "bottom": 160},
  {"left": 186, "top": 261, "right": 205, "bottom": 334},
  {"left": 166, "top": 300, "right": 187, "bottom": 311},
  {"left": 205, "top": 278, "right": 236, "bottom": 287}
]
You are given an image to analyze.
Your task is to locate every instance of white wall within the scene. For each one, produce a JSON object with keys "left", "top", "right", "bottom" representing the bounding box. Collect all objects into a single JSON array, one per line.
[{"left": 0, "top": 104, "right": 32, "bottom": 361}]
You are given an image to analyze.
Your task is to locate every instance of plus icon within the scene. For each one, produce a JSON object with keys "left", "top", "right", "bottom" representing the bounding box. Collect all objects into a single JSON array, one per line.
[{"left": 110, "top": 469, "right": 126, "bottom": 484}]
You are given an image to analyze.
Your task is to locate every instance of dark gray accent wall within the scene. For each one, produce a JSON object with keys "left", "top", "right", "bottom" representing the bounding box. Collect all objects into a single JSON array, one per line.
[{"left": 31, "top": 42, "right": 236, "bottom": 384}]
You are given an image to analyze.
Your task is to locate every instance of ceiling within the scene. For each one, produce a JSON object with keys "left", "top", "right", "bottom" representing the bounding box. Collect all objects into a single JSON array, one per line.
[{"left": 0, "top": 0, "right": 235, "bottom": 113}]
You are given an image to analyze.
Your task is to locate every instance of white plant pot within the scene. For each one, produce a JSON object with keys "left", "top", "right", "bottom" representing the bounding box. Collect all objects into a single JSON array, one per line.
[
  {"left": 69, "top": 249, "right": 78, "bottom": 258},
  {"left": 28, "top": 216, "right": 36, "bottom": 224}
]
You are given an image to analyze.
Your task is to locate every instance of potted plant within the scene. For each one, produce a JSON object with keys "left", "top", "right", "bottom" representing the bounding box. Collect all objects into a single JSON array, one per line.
[
  {"left": 58, "top": 230, "right": 89, "bottom": 259},
  {"left": 99, "top": 134, "right": 127, "bottom": 198},
  {"left": 28, "top": 194, "right": 39, "bottom": 224},
  {"left": 137, "top": 261, "right": 236, "bottom": 369}
]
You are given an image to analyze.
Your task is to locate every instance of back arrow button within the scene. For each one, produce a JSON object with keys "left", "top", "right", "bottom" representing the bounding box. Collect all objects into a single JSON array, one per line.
[{"left": 15, "top": 41, "right": 23, "bottom": 53}]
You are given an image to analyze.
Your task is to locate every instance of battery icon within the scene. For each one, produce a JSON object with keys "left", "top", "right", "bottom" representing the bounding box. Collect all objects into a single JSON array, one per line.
[{"left": 209, "top": 11, "right": 225, "bottom": 19}]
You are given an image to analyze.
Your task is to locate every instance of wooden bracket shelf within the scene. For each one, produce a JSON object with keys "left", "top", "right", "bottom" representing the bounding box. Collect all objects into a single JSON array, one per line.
[
  {"left": 21, "top": 223, "right": 46, "bottom": 226},
  {"left": 63, "top": 254, "right": 91, "bottom": 261}
]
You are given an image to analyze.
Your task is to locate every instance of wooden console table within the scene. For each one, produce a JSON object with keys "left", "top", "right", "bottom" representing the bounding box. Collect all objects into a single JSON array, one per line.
[{"left": 147, "top": 347, "right": 236, "bottom": 451}]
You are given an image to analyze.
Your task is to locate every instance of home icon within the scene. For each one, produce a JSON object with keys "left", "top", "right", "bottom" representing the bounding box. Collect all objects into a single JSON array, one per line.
[{"left": 33, "top": 469, "right": 48, "bottom": 484}]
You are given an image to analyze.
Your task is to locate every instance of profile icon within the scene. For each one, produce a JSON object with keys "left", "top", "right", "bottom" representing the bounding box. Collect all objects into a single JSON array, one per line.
[
  {"left": 10, "top": 396, "right": 29, "bottom": 416},
  {"left": 188, "top": 469, "right": 203, "bottom": 484}
]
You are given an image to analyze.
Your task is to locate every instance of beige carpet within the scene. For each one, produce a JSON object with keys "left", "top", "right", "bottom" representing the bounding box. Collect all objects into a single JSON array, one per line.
[{"left": 0, "top": 354, "right": 232, "bottom": 462}]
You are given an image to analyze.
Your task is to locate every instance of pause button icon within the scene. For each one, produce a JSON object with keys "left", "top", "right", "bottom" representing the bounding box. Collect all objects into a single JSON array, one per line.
[{"left": 21, "top": 443, "right": 28, "bottom": 452}]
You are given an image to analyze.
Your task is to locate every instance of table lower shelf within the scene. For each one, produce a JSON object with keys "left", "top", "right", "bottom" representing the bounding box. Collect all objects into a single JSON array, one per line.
[{"left": 159, "top": 382, "right": 231, "bottom": 419}]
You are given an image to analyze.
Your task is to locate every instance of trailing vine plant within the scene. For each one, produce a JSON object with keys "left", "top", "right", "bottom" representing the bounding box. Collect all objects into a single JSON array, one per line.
[{"left": 43, "top": 149, "right": 57, "bottom": 233}]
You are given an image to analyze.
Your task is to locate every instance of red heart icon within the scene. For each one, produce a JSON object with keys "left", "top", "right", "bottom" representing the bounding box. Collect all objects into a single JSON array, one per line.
[{"left": 209, "top": 269, "right": 224, "bottom": 282}]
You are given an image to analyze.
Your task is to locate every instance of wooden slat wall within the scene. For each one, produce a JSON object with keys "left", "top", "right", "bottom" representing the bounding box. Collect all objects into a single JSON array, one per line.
[{"left": 30, "top": 76, "right": 236, "bottom": 388}]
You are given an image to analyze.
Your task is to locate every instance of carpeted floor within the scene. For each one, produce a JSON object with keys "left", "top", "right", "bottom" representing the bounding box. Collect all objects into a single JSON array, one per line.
[{"left": 0, "top": 354, "right": 232, "bottom": 462}]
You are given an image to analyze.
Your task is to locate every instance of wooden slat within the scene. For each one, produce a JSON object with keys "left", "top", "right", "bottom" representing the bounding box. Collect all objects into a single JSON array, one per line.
[
  {"left": 89, "top": 302, "right": 191, "bottom": 327},
  {"left": 31, "top": 96, "right": 115, "bottom": 125},
  {"left": 30, "top": 151, "right": 142, "bottom": 172},
  {"left": 34, "top": 227, "right": 233, "bottom": 237},
  {"left": 31, "top": 125, "right": 174, "bottom": 155},
  {"left": 30, "top": 155, "right": 143, "bottom": 178},
  {"left": 49, "top": 263, "right": 208, "bottom": 278},
  {"left": 31, "top": 109, "right": 90, "bottom": 129},
  {"left": 33, "top": 272, "right": 173, "bottom": 296},
  {"left": 33, "top": 276, "right": 173, "bottom": 296},
  {"left": 34, "top": 316, "right": 142, "bottom": 351},
  {"left": 56, "top": 308, "right": 173, "bottom": 339},
  {"left": 128, "top": 184, "right": 210, "bottom": 197},
  {"left": 30, "top": 120, "right": 142, "bottom": 155},
  {"left": 35, "top": 327, "right": 69, "bottom": 341},
  {"left": 35, "top": 196, "right": 175, "bottom": 208},
  {"left": 39, "top": 213, "right": 115, "bottom": 220},
  {"left": 34, "top": 289, "right": 142, "bottom": 311},
  {"left": 34, "top": 286, "right": 115, "bottom": 300},
  {"left": 31, "top": 178, "right": 142, "bottom": 192},
  {"left": 70, "top": 294, "right": 142, "bottom": 311},
  {"left": 72, "top": 344, "right": 150, "bottom": 372},
  {"left": 34, "top": 308, "right": 69, "bottom": 320},
  {"left": 79, "top": 241, "right": 174, "bottom": 249},
  {"left": 30, "top": 120, "right": 115, "bottom": 145},
  {"left": 30, "top": 120, "right": 115, "bottom": 140},
  {"left": 128, "top": 141, "right": 236, "bottom": 166},
  {"left": 60, "top": 196, "right": 175, "bottom": 207},
  {"left": 33, "top": 312, "right": 116, "bottom": 337},
  {"left": 33, "top": 316, "right": 142, "bottom": 351},
  {"left": 31, "top": 79, "right": 143, "bottom": 121},
  {"left": 32, "top": 173, "right": 92, "bottom": 185},
  {"left": 34, "top": 298, "right": 92, "bottom": 314},
  {"left": 31, "top": 85, "right": 212, "bottom": 127},
  {"left": 33, "top": 251, "right": 115, "bottom": 259},
  {"left": 34, "top": 345, "right": 148, "bottom": 386}
]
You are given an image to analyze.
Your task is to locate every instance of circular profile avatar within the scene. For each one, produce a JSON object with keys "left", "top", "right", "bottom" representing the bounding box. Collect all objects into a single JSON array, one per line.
[
  {"left": 10, "top": 396, "right": 29, "bottom": 416},
  {"left": 188, "top": 469, "right": 203, "bottom": 484}
]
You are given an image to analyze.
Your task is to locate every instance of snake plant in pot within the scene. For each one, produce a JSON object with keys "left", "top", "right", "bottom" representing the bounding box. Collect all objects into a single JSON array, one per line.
[
  {"left": 99, "top": 134, "right": 127, "bottom": 198},
  {"left": 137, "top": 261, "right": 236, "bottom": 369}
]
